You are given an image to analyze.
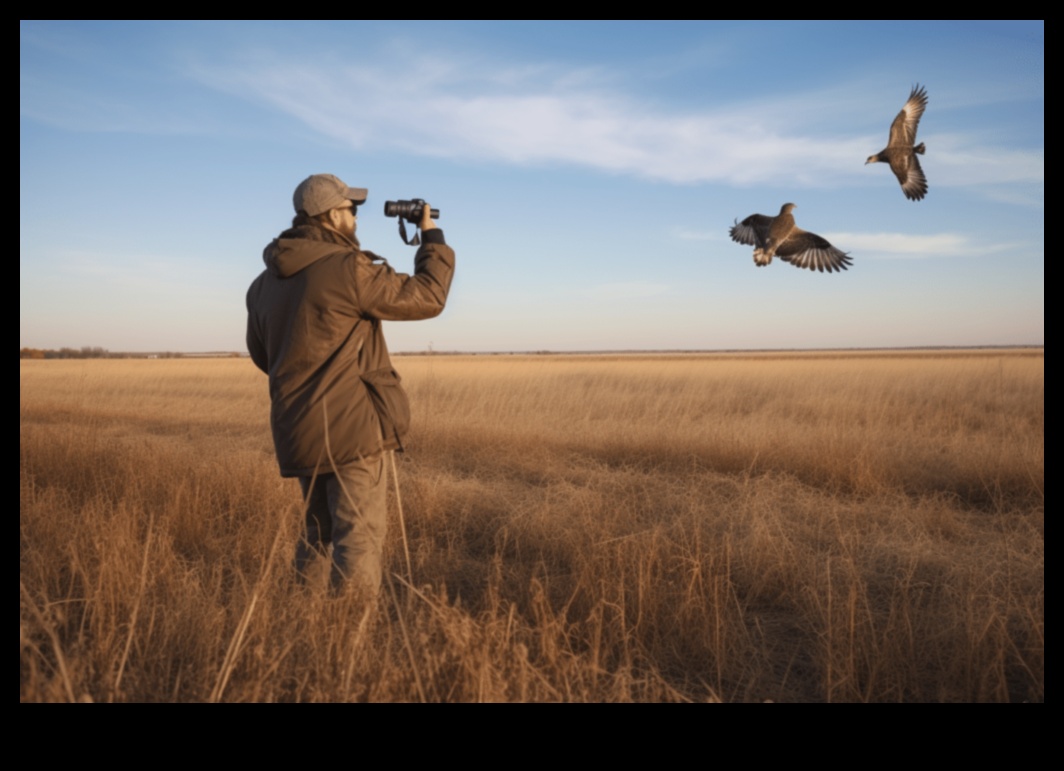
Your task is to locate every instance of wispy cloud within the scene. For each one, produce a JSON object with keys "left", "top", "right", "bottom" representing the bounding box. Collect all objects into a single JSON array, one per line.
[
  {"left": 675, "top": 225, "right": 1026, "bottom": 259},
  {"left": 200, "top": 56, "right": 842, "bottom": 183},
  {"left": 24, "top": 23, "right": 1042, "bottom": 195},
  {"left": 925, "top": 134, "right": 1044, "bottom": 188},
  {"left": 188, "top": 52, "right": 977, "bottom": 189},
  {"left": 822, "top": 232, "right": 1022, "bottom": 259}
]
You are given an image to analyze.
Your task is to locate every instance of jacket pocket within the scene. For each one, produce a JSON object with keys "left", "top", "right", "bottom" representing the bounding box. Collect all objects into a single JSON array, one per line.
[{"left": 360, "top": 367, "right": 411, "bottom": 449}]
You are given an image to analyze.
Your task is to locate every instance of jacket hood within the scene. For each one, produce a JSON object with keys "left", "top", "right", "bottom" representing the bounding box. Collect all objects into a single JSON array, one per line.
[{"left": 262, "top": 224, "right": 361, "bottom": 278}]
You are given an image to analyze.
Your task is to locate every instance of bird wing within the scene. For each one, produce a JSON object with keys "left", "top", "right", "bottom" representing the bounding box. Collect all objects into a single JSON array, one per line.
[
  {"left": 888, "top": 85, "right": 928, "bottom": 148},
  {"left": 776, "top": 229, "right": 852, "bottom": 273},
  {"left": 729, "top": 214, "right": 773, "bottom": 247},
  {"left": 890, "top": 153, "right": 928, "bottom": 201}
]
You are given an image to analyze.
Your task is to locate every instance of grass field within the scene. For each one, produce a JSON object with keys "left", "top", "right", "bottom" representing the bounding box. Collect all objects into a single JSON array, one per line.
[{"left": 20, "top": 350, "right": 1044, "bottom": 701}]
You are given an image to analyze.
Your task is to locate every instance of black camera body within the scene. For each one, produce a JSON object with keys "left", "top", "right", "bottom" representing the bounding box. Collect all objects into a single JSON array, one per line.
[{"left": 383, "top": 199, "right": 440, "bottom": 223}]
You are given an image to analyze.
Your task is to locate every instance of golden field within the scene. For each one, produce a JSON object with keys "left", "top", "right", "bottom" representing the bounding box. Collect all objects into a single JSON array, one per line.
[{"left": 20, "top": 350, "right": 1043, "bottom": 701}]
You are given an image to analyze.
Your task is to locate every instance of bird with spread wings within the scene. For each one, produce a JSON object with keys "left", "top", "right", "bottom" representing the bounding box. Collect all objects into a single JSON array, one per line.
[
  {"left": 866, "top": 84, "right": 929, "bottom": 201},
  {"left": 730, "top": 203, "right": 852, "bottom": 273}
]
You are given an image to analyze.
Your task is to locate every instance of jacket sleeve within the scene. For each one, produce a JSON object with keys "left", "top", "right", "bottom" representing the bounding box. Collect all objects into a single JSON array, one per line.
[
  {"left": 245, "top": 282, "right": 269, "bottom": 373},
  {"left": 356, "top": 229, "right": 455, "bottom": 321}
]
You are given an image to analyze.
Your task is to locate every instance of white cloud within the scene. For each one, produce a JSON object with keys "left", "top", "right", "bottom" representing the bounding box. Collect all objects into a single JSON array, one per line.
[
  {"left": 28, "top": 28, "right": 1037, "bottom": 193},
  {"left": 186, "top": 54, "right": 925, "bottom": 188},
  {"left": 821, "top": 232, "right": 1021, "bottom": 259},
  {"left": 927, "top": 134, "right": 1044, "bottom": 188}
]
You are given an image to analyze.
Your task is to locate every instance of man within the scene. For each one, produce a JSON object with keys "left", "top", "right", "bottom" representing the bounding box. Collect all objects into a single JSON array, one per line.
[{"left": 246, "top": 173, "right": 455, "bottom": 593}]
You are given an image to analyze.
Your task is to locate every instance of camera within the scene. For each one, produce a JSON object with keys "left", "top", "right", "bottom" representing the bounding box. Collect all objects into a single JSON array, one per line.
[{"left": 383, "top": 199, "right": 440, "bottom": 223}]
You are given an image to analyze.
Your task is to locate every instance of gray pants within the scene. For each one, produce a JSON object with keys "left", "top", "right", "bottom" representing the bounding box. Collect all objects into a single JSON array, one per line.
[{"left": 296, "top": 453, "right": 388, "bottom": 593}]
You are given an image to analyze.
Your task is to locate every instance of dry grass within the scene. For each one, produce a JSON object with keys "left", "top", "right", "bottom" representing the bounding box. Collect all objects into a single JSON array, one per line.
[{"left": 20, "top": 350, "right": 1043, "bottom": 701}]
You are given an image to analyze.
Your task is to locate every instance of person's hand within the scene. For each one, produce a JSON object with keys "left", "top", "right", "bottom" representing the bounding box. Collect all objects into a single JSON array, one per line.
[{"left": 420, "top": 202, "right": 437, "bottom": 231}]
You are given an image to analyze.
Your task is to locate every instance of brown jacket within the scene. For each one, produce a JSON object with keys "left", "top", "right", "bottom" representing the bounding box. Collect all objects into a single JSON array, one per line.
[{"left": 246, "top": 222, "right": 454, "bottom": 477}]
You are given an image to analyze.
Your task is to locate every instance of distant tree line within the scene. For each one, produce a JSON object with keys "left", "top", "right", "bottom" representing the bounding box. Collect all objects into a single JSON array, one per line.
[
  {"left": 20, "top": 346, "right": 112, "bottom": 359},
  {"left": 19, "top": 347, "right": 193, "bottom": 359}
]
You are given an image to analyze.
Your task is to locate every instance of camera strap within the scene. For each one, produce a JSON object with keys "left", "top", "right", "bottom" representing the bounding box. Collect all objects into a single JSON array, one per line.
[{"left": 397, "top": 218, "right": 422, "bottom": 246}]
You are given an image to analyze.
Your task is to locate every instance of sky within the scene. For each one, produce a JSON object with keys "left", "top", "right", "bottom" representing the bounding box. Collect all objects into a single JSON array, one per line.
[{"left": 20, "top": 21, "right": 1043, "bottom": 353}]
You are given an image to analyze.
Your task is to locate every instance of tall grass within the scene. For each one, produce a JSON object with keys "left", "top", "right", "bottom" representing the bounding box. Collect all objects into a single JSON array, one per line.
[{"left": 20, "top": 351, "right": 1043, "bottom": 701}]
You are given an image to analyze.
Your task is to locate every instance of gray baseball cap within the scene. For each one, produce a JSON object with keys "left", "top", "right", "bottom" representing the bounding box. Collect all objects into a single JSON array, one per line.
[{"left": 292, "top": 174, "right": 368, "bottom": 216}]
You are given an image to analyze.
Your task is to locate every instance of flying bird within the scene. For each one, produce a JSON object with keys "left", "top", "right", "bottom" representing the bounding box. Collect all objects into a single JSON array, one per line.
[
  {"left": 866, "top": 84, "right": 929, "bottom": 201},
  {"left": 729, "top": 203, "right": 852, "bottom": 273}
]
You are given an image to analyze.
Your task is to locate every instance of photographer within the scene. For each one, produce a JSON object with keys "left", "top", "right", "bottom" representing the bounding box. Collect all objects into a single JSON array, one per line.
[{"left": 246, "top": 173, "right": 455, "bottom": 594}]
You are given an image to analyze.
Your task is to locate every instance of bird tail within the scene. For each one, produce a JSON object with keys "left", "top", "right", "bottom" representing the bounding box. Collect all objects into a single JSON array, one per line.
[{"left": 914, "top": 142, "right": 926, "bottom": 155}]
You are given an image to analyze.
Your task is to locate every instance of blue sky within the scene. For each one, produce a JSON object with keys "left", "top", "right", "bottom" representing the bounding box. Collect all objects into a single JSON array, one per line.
[{"left": 20, "top": 21, "right": 1043, "bottom": 352}]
